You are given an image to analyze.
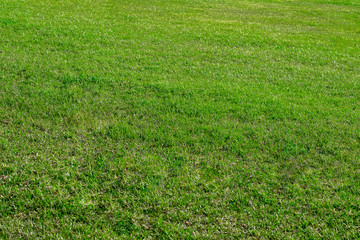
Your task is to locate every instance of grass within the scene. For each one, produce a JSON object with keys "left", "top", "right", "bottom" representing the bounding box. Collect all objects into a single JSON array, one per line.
[{"left": 0, "top": 0, "right": 359, "bottom": 238}]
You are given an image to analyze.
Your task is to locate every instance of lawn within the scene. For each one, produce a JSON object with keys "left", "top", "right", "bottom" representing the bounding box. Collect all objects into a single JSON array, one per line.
[{"left": 0, "top": 0, "right": 359, "bottom": 238}]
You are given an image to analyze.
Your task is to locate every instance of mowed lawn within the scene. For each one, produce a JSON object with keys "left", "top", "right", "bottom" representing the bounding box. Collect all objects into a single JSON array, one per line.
[{"left": 0, "top": 0, "right": 359, "bottom": 238}]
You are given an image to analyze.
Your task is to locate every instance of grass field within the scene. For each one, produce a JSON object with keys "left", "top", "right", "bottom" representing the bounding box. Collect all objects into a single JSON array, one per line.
[{"left": 1, "top": 0, "right": 359, "bottom": 238}]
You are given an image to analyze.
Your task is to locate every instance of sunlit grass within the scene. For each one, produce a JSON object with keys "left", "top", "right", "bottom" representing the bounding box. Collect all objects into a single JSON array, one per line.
[{"left": 0, "top": 0, "right": 359, "bottom": 238}]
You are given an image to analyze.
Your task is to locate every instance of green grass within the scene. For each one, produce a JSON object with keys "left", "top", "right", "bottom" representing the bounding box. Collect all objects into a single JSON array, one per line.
[{"left": 1, "top": 0, "right": 359, "bottom": 238}]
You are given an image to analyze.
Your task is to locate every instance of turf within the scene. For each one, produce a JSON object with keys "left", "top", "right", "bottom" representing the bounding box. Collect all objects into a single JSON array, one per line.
[{"left": 0, "top": 0, "right": 359, "bottom": 238}]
